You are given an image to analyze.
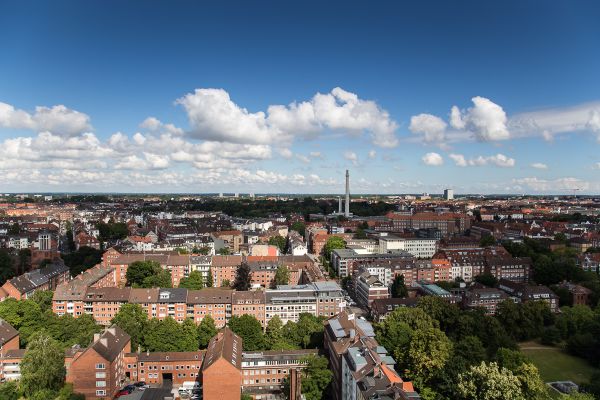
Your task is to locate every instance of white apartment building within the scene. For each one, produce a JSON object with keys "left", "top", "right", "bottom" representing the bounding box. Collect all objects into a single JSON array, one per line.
[{"left": 377, "top": 234, "right": 437, "bottom": 258}]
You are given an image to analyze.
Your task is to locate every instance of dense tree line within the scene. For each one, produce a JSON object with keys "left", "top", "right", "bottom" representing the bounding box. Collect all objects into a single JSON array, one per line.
[
  {"left": 503, "top": 238, "right": 600, "bottom": 305},
  {"left": 96, "top": 221, "right": 128, "bottom": 242},
  {"left": 0, "top": 292, "right": 102, "bottom": 349},
  {"left": 149, "top": 197, "right": 397, "bottom": 218},
  {"left": 62, "top": 246, "right": 103, "bottom": 277},
  {"left": 375, "top": 296, "right": 598, "bottom": 399}
]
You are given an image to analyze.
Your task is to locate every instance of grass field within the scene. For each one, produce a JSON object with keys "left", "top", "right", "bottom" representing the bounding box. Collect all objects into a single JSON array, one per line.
[{"left": 520, "top": 342, "right": 598, "bottom": 384}]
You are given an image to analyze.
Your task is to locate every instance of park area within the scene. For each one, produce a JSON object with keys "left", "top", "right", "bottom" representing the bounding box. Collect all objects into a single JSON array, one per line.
[{"left": 520, "top": 342, "right": 599, "bottom": 385}]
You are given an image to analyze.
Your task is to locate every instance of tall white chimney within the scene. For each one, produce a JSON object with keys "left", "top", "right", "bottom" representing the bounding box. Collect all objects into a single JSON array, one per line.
[
  {"left": 338, "top": 197, "right": 342, "bottom": 214},
  {"left": 344, "top": 170, "right": 350, "bottom": 217}
]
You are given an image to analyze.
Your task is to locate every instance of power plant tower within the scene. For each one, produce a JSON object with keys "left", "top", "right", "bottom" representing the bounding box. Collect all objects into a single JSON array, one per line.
[
  {"left": 344, "top": 169, "right": 350, "bottom": 217},
  {"left": 338, "top": 196, "right": 342, "bottom": 214}
]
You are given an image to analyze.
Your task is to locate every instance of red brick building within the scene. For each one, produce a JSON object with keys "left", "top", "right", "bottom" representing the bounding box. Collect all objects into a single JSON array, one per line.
[
  {"left": 66, "top": 326, "right": 131, "bottom": 400},
  {"left": 202, "top": 328, "right": 243, "bottom": 400},
  {"left": 125, "top": 351, "right": 203, "bottom": 386},
  {"left": 211, "top": 255, "right": 242, "bottom": 287}
]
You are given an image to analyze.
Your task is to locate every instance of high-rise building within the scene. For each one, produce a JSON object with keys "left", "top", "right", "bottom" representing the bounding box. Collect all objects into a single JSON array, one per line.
[{"left": 443, "top": 189, "right": 454, "bottom": 200}]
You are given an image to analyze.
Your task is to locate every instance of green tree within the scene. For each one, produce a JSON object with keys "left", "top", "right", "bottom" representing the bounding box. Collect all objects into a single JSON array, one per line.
[
  {"left": 217, "top": 247, "right": 231, "bottom": 255},
  {"left": 233, "top": 263, "right": 251, "bottom": 291},
  {"left": 495, "top": 348, "right": 529, "bottom": 372},
  {"left": 228, "top": 315, "right": 265, "bottom": 351},
  {"left": 206, "top": 270, "right": 214, "bottom": 287},
  {"left": 391, "top": 274, "right": 408, "bottom": 298},
  {"left": 273, "top": 265, "right": 290, "bottom": 287},
  {"left": 0, "top": 380, "right": 20, "bottom": 400},
  {"left": 126, "top": 260, "right": 162, "bottom": 286},
  {"left": 480, "top": 235, "right": 496, "bottom": 247},
  {"left": 180, "top": 318, "right": 200, "bottom": 351},
  {"left": 222, "top": 279, "right": 231, "bottom": 287},
  {"left": 268, "top": 235, "right": 287, "bottom": 253},
  {"left": 8, "top": 223, "right": 20, "bottom": 235},
  {"left": 62, "top": 246, "right": 103, "bottom": 277},
  {"left": 290, "top": 221, "right": 306, "bottom": 237},
  {"left": 142, "top": 268, "right": 172, "bottom": 288},
  {"left": 300, "top": 354, "right": 332, "bottom": 400},
  {"left": 198, "top": 315, "right": 218, "bottom": 348},
  {"left": 453, "top": 335, "right": 487, "bottom": 366},
  {"left": 144, "top": 317, "right": 187, "bottom": 352},
  {"left": 179, "top": 270, "right": 204, "bottom": 290},
  {"left": 96, "top": 222, "right": 128, "bottom": 241},
  {"left": 457, "top": 362, "right": 525, "bottom": 400},
  {"left": 196, "top": 246, "right": 211, "bottom": 255},
  {"left": 266, "top": 315, "right": 290, "bottom": 350},
  {"left": 513, "top": 362, "right": 548, "bottom": 400},
  {"left": 0, "top": 249, "right": 16, "bottom": 285},
  {"left": 112, "top": 303, "right": 148, "bottom": 350},
  {"left": 294, "top": 313, "right": 325, "bottom": 349},
  {"left": 20, "top": 332, "right": 66, "bottom": 397},
  {"left": 323, "top": 236, "right": 346, "bottom": 258},
  {"left": 30, "top": 290, "right": 55, "bottom": 313},
  {"left": 475, "top": 273, "right": 499, "bottom": 287},
  {"left": 403, "top": 327, "right": 453, "bottom": 384}
]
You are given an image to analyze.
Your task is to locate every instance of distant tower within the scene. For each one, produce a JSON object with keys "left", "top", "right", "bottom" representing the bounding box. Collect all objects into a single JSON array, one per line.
[
  {"left": 344, "top": 170, "right": 350, "bottom": 217},
  {"left": 443, "top": 189, "right": 454, "bottom": 201},
  {"left": 338, "top": 196, "right": 342, "bottom": 214}
]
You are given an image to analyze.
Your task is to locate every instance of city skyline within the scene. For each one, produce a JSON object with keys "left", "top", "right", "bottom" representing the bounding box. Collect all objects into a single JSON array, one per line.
[{"left": 1, "top": 1, "right": 600, "bottom": 194}]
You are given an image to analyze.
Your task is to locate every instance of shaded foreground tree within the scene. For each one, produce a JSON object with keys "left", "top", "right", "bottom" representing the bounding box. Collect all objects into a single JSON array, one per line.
[
  {"left": 20, "top": 332, "right": 66, "bottom": 397},
  {"left": 233, "top": 263, "right": 251, "bottom": 291},
  {"left": 300, "top": 354, "right": 332, "bottom": 400},
  {"left": 228, "top": 314, "right": 265, "bottom": 351}
]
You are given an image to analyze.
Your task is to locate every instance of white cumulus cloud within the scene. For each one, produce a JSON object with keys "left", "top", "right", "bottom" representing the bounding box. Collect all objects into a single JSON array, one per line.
[
  {"left": 409, "top": 113, "right": 447, "bottom": 143},
  {"left": 448, "top": 153, "right": 515, "bottom": 167},
  {"left": 0, "top": 102, "right": 92, "bottom": 136},
  {"left": 422, "top": 152, "right": 443, "bottom": 166},
  {"left": 530, "top": 162, "right": 548, "bottom": 169},
  {"left": 177, "top": 87, "right": 398, "bottom": 147}
]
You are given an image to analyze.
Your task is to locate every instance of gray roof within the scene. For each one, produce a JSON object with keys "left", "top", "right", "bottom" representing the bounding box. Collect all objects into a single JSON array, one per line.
[
  {"left": 157, "top": 288, "right": 188, "bottom": 303},
  {"left": 7, "top": 260, "right": 68, "bottom": 294}
]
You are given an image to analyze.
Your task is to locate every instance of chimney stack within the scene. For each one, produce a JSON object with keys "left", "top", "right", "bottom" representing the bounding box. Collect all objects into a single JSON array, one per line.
[{"left": 344, "top": 170, "right": 350, "bottom": 217}]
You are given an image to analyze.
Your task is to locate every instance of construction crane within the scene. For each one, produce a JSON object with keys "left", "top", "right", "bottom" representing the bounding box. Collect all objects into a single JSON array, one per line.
[{"left": 571, "top": 188, "right": 580, "bottom": 199}]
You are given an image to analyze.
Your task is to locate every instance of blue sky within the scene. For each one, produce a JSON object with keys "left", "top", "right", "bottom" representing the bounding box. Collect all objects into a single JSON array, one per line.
[{"left": 1, "top": 0, "right": 600, "bottom": 194}]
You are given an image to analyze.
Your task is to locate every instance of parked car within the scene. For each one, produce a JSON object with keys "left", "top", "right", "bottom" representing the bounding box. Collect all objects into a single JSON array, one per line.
[
  {"left": 134, "top": 381, "right": 147, "bottom": 387},
  {"left": 115, "top": 390, "right": 130, "bottom": 398}
]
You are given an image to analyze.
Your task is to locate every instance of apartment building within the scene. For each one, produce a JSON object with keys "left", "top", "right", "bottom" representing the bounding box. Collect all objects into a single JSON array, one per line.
[
  {"left": 377, "top": 234, "right": 437, "bottom": 259},
  {"left": 498, "top": 279, "right": 559, "bottom": 313},
  {"left": 351, "top": 271, "right": 390, "bottom": 309},
  {"left": 463, "top": 287, "right": 508, "bottom": 315},
  {"left": 110, "top": 253, "right": 191, "bottom": 287},
  {"left": 186, "top": 288, "right": 232, "bottom": 327},
  {"left": 241, "top": 349, "right": 317, "bottom": 397},
  {"left": 66, "top": 326, "right": 131, "bottom": 400},
  {"left": 265, "top": 282, "right": 345, "bottom": 324},
  {"left": 211, "top": 255, "right": 242, "bottom": 287},
  {"left": 324, "top": 311, "right": 420, "bottom": 400},
  {"left": 212, "top": 230, "right": 244, "bottom": 253},
  {"left": 232, "top": 291, "right": 266, "bottom": 327},
  {"left": 53, "top": 264, "right": 117, "bottom": 317},
  {"left": 380, "top": 212, "right": 470, "bottom": 237},
  {"left": 0, "top": 319, "right": 20, "bottom": 381},
  {"left": 331, "top": 249, "right": 412, "bottom": 278},
  {"left": 1, "top": 260, "right": 70, "bottom": 300},
  {"left": 246, "top": 260, "right": 302, "bottom": 288},
  {"left": 124, "top": 351, "right": 203, "bottom": 386}
]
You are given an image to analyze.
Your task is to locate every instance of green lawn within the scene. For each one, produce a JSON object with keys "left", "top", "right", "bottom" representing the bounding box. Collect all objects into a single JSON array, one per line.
[{"left": 520, "top": 342, "right": 598, "bottom": 384}]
